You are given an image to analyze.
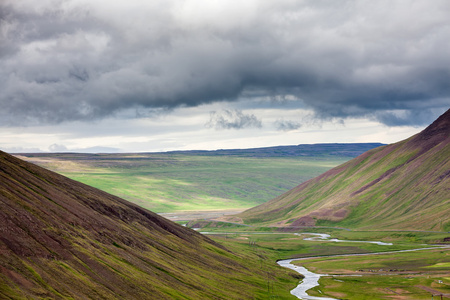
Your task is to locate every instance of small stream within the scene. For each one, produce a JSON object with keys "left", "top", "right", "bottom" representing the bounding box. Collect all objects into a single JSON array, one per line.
[{"left": 299, "top": 233, "right": 393, "bottom": 245}]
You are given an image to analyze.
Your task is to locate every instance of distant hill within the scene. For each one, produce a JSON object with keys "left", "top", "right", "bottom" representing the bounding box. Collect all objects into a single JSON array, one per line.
[
  {"left": 165, "top": 143, "right": 385, "bottom": 158},
  {"left": 16, "top": 143, "right": 384, "bottom": 158},
  {"left": 237, "top": 109, "right": 450, "bottom": 231},
  {"left": 0, "top": 151, "right": 292, "bottom": 299}
]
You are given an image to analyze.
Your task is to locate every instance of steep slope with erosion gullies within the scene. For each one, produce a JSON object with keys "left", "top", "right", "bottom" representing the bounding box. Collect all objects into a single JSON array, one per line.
[
  {"left": 238, "top": 109, "right": 450, "bottom": 231},
  {"left": 0, "top": 151, "right": 294, "bottom": 299}
]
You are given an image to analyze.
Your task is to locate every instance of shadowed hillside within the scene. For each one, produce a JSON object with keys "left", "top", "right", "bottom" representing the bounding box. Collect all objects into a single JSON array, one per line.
[
  {"left": 0, "top": 151, "right": 295, "bottom": 299},
  {"left": 238, "top": 109, "right": 450, "bottom": 231}
]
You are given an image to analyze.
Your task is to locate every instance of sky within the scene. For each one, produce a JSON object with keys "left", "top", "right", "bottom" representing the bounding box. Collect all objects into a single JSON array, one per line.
[{"left": 1, "top": 0, "right": 449, "bottom": 153}]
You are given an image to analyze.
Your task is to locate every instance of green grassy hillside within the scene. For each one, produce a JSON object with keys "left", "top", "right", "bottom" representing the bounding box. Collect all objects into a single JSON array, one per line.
[
  {"left": 17, "top": 145, "right": 380, "bottom": 213},
  {"left": 0, "top": 151, "right": 297, "bottom": 299},
  {"left": 238, "top": 109, "right": 450, "bottom": 231}
]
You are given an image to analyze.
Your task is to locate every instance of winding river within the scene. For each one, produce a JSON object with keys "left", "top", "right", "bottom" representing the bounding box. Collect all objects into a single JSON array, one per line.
[
  {"left": 200, "top": 231, "right": 447, "bottom": 299},
  {"left": 277, "top": 233, "right": 447, "bottom": 300},
  {"left": 277, "top": 258, "right": 336, "bottom": 300}
]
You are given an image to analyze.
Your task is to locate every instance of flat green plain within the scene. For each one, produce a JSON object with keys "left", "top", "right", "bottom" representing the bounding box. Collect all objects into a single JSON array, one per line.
[
  {"left": 205, "top": 229, "right": 450, "bottom": 299},
  {"left": 21, "top": 153, "right": 349, "bottom": 213},
  {"left": 302, "top": 248, "right": 450, "bottom": 299}
]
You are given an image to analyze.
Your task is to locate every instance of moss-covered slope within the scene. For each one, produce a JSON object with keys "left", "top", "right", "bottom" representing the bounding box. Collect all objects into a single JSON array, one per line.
[
  {"left": 0, "top": 151, "right": 295, "bottom": 299},
  {"left": 239, "top": 109, "right": 450, "bottom": 231}
]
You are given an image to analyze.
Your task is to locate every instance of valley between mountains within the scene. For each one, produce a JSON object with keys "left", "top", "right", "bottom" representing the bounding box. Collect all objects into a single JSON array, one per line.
[{"left": 1, "top": 109, "right": 449, "bottom": 299}]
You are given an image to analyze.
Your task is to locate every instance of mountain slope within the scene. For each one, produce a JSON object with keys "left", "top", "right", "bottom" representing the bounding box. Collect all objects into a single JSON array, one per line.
[
  {"left": 238, "top": 109, "right": 450, "bottom": 231},
  {"left": 0, "top": 151, "right": 294, "bottom": 299}
]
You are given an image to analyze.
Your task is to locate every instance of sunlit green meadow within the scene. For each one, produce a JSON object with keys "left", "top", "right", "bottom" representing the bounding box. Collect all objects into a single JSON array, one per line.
[{"left": 23, "top": 153, "right": 348, "bottom": 213}]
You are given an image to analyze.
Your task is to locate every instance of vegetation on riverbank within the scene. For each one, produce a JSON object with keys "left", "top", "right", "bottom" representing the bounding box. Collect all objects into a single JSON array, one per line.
[
  {"left": 301, "top": 248, "right": 450, "bottom": 299},
  {"left": 204, "top": 228, "right": 448, "bottom": 259},
  {"left": 203, "top": 228, "right": 450, "bottom": 299}
]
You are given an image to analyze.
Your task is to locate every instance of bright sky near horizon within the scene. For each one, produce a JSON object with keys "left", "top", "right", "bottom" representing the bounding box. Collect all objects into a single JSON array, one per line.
[{"left": 1, "top": 0, "right": 449, "bottom": 153}]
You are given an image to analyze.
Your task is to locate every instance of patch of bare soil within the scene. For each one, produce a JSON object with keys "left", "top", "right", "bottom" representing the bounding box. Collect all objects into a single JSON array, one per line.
[{"left": 291, "top": 215, "right": 316, "bottom": 226}]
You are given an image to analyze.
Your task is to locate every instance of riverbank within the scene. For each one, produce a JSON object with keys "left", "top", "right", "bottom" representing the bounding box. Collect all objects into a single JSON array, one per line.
[{"left": 203, "top": 230, "right": 450, "bottom": 299}]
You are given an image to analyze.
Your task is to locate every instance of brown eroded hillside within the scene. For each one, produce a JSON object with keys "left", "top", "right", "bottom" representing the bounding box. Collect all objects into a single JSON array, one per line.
[
  {"left": 0, "top": 151, "right": 295, "bottom": 299},
  {"left": 237, "top": 109, "right": 450, "bottom": 231}
]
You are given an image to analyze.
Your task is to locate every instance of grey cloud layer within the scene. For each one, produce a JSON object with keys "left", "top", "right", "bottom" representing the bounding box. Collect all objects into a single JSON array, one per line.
[
  {"left": 275, "top": 120, "right": 302, "bottom": 132},
  {"left": 1, "top": 0, "right": 449, "bottom": 126},
  {"left": 206, "top": 110, "right": 262, "bottom": 130}
]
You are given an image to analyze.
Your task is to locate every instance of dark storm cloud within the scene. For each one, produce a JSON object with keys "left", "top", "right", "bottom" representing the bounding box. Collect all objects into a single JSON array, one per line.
[
  {"left": 1, "top": 0, "right": 449, "bottom": 126},
  {"left": 206, "top": 110, "right": 262, "bottom": 130}
]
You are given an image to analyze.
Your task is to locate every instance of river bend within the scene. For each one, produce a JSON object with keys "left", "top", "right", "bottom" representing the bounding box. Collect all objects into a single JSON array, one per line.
[{"left": 278, "top": 233, "right": 448, "bottom": 300}]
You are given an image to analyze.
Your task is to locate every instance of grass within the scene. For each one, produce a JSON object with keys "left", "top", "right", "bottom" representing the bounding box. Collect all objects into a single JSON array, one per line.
[
  {"left": 3, "top": 229, "right": 301, "bottom": 299},
  {"left": 205, "top": 230, "right": 428, "bottom": 261},
  {"left": 1, "top": 150, "right": 303, "bottom": 299},
  {"left": 6, "top": 146, "right": 447, "bottom": 299},
  {"left": 239, "top": 134, "right": 450, "bottom": 231},
  {"left": 23, "top": 153, "right": 349, "bottom": 213},
  {"left": 202, "top": 228, "right": 450, "bottom": 299},
  {"left": 301, "top": 248, "right": 450, "bottom": 299}
]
